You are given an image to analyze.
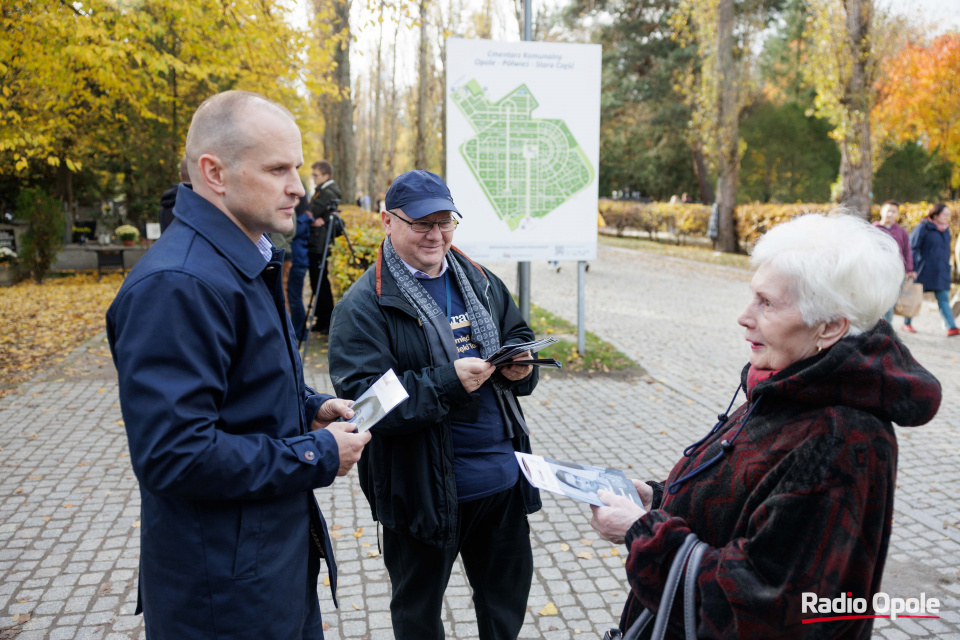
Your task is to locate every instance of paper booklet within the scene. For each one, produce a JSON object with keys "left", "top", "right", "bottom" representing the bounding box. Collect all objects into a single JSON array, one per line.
[
  {"left": 515, "top": 452, "right": 644, "bottom": 508},
  {"left": 347, "top": 369, "right": 409, "bottom": 433},
  {"left": 486, "top": 337, "right": 562, "bottom": 368}
]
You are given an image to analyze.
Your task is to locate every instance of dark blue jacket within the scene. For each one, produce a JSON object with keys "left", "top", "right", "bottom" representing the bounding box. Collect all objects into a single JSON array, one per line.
[
  {"left": 107, "top": 185, "right": 340, "bottom": 639},
  {"left": 910, "top": 218, "right": 952, "bottom": 291},
  {"left": 292, "top": 211, "right": 312, "bottom": 268}
]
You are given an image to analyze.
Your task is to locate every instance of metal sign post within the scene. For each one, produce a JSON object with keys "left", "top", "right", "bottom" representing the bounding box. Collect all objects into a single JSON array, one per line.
[{"left": 517, "top": 0, "right": 534, "bottom": 322}]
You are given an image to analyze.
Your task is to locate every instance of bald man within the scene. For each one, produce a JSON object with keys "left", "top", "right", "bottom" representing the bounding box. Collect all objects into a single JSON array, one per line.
[{"left": 107, "top": 90, "right": 370, "bottom": 639}]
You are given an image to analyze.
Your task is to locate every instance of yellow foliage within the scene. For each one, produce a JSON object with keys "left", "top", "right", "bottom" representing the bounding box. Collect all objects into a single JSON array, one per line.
[
  {"left": 599, "top": 200, "right": 710, "bottom": 242},
  {"left": 328, "top": 205, "right": 384, "bottom": 301},
  {"left": 0, "top": 273, "right": 123, "bottom": 397},
  {"left": 600, "top": 199, "right": 960, "bottom": 256}
]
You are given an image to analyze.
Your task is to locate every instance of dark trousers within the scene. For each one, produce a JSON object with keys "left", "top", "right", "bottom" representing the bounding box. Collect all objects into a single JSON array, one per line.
[
  {"left": 382, "top": 482, "right": 533, "bottom": 640},
  {"left": 288, "top": 265, "right": 307, "bottom": 341},
  {"left": 308, "top": 254, "right": 334, "bottom": 332}
]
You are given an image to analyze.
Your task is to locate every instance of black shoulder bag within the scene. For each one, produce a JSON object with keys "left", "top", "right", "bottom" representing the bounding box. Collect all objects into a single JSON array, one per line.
[{"left": 602, "top": 533, "right": 708, "bottom": 640}]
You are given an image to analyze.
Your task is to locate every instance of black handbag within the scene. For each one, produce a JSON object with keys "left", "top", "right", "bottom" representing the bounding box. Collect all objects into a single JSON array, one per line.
[{"left": 602, "top": 533, "right": 708, "bottom": 640}]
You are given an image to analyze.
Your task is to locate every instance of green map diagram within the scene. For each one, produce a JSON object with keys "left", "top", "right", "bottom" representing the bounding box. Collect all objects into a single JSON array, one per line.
[{"left": 451, "top": 79, "right": 594, "bottom": 231}]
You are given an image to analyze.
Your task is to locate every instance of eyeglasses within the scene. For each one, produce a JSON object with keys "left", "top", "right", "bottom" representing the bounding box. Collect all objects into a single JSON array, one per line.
[{"left": 388, "top": 210, "right": 458, "bottom": 233}]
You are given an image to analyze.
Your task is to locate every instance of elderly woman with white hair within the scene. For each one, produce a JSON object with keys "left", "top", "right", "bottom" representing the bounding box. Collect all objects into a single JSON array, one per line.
[{"left": 590, "top": 214, "right": 941, "bottom": 640}]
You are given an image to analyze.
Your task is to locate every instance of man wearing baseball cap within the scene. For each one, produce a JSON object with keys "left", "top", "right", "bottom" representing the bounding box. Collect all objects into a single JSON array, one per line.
[{"left": 328, "top": 170, "right": 542, "bottom": 639}]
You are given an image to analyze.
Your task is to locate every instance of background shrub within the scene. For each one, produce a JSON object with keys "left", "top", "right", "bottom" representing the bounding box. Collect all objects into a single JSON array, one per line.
[{"left": 17, "top": 188, "right": 64, "bottom": 284}]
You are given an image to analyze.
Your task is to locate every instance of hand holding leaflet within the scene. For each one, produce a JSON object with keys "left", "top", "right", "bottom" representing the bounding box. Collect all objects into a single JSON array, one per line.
[
  {"left": 515, "top": 452, "right": 644, "bottom": 508},
  {"left": 347, "top": 369, "right": 409, "bottom": 432},
  {"left": 494, "top": 358, "right": 562, "bottom": 369},
  {"left": 486, "top": 337, "right": 560, "bottom": 366}
]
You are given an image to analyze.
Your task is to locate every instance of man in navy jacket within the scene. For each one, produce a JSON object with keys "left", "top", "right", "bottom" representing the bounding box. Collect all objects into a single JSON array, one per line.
[{"left": 107, "top": 90, "right": 371, "bottom": 639}]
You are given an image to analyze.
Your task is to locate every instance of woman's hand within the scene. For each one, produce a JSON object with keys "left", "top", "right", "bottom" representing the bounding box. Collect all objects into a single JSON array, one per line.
[
  {"left": 590, "top": 488, "right": 647, "bottom": 545},
  {"left": 632, "top": 478, "right": 654, "bottom": 511}
]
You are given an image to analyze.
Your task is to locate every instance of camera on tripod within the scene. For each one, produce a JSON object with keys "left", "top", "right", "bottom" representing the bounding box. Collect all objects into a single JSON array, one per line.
[{"left": 299, "top": 196, "right": 356, "bottom": 353}]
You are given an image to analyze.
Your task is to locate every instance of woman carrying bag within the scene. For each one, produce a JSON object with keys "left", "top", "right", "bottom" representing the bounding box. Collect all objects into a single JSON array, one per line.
[
  {"left": 903, "top": 203, "right": 958, "bottom": 336},
  {"left": 589, "top": 214, "right": 941, "bottom": 640}
]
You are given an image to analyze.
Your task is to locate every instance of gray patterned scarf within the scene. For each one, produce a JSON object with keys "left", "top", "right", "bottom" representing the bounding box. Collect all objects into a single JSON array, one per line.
[{"left": 382, "top": 237, "right": 500, "bottom": 363}]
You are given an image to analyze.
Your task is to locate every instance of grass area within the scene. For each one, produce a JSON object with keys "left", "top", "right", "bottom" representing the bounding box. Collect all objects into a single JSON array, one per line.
[
  {"left": 301, "top": 302, "right": 640, "bottom": 376},
  {"left": 527, "top": 302, "right": 638, "bottom": 375},
  {"left": 599, "top": 233, "right": 753, "bottom": 270}
]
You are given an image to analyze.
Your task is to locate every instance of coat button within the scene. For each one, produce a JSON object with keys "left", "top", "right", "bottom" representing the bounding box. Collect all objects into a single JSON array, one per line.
[{"left": 304, "top": 450, "right": 315, "bottom": 461}]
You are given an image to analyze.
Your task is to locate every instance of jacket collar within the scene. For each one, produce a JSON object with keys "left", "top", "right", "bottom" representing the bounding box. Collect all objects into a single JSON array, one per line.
[{"left": 173, "top": 184, "right": 278, "bottom": 279}]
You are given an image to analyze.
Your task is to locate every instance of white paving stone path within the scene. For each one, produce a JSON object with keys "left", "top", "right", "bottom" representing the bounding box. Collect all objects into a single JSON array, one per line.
[{"left": 1, "top": 243, "right": 958, "bottom": 639}]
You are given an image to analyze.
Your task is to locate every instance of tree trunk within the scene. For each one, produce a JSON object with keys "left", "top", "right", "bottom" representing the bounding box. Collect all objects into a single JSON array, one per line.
[
  {"left": 439, "top": 35, "right": 447, "bottom": 179},
  {"left": 715, "top": 0, "right": 739, "bottom": 253},
  {"left": 692, "top": 144, "right": 714, "bottom": 204},
  {"left": 415, "top": 0, "right": 429, "bottom": 168},
  {"left": 367, "top": 0, "right": 385, "bottom": 206},
  {"left": 836, "top": 0, "right": 872, "bottom": 218},
  {"left": 331, "top": 0, "right": 355, "bottom": 197},
  {"left": 385, "top": 17, "right": 400, "bottom": 183}
]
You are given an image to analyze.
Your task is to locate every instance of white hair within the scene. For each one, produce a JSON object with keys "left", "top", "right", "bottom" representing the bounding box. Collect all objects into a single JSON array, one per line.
[{"left": 750, "top": 212, "right": 904, "bottom": 336}]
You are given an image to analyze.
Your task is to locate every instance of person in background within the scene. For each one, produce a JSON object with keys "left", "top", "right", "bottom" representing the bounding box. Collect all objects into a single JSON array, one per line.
[
  {"left": 107, "top": 90, "right": 370, "bottom": 639},
  {"left": 307, "top": 160, "right": 341, "bottom": 334},
  {"left": 904, "top": 203, "right": 958, "bottom": 336},
  {"left": 872, "top": 200, "right": 916, "bottom": 324},
  {"left": 328, "top": 170, "right": 541, "bottom": 640},
  {"left": 158, "top": 157, "right": 190, "bottom": 233},
  {"left": 588, "top": 213, "right": 940, "bottom": 640},
  {"left": 289, "top": 193, "right": 312, "bottom": 341}
]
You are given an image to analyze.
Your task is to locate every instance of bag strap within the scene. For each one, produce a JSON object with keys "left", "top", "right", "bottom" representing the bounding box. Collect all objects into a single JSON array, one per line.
[
  {"left": 621, "top": 609, "right": 652, "bottom": 640},
  {"left": 649, "top": 533, "right": 700, "bottom": 640},
  {"left": 682, "top": 541, "right": 708, "bottom": 640},
  {"left": 618, "top": 532, "right": 707, "bottom": 640}
]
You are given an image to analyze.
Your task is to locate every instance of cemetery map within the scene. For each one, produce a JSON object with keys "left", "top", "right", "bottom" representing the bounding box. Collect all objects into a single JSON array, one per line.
[{"left": 452, "top": 79, "right": 594, "bottom": 231}]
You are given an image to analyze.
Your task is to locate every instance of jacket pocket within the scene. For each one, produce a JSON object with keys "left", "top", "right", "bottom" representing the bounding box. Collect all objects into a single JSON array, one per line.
[{"left": 232, "top": 501, "right": 262, "bottom": 579}]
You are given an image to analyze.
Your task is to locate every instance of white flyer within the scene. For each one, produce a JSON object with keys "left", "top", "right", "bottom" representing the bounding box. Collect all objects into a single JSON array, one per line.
[{"left": 349, "top": 369, "right": 408, "bottom": 432}]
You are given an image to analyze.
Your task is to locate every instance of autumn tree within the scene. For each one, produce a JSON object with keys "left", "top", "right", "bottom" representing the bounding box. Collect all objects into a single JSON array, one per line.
[
  {"left": 1, "top": 0, "right": 323, "bottom": 223},
  {"left": 566, "top": 0, "right": 703, "bottom": 201},
  {"left": 674, "top": 0, "right": 776, "bottom": 252},
  {"left": 873, "top": 33, "right": 960, "bottom": 197}
]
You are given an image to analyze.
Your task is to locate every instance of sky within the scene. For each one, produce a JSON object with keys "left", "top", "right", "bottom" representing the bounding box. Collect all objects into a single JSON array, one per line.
[{"left": 879, "top": 0, "right": 960, "bottom": 32}]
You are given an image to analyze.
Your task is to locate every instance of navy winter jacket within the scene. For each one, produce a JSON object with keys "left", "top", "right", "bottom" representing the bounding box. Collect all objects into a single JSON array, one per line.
[
  {"left": 910, "top": 218, "right": 952, "bottom": 291},
  {"left": 107, "top": 185, "right": 341, "bottom": 639}
]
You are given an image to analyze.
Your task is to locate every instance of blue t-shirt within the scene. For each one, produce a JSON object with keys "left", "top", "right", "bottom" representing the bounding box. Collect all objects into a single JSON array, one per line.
[{"left": 418, "top": 273, "right": 518, "bottom": 502}]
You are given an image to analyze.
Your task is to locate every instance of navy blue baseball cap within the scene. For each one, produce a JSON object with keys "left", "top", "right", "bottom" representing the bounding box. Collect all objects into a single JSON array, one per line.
[{"left": 384, "top": 170, "right": 461, "bottom": 220}]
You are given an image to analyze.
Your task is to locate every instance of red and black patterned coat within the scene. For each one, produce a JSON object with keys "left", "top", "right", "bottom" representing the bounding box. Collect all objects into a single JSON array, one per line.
[{"left": 621, "top": 321, "right": 941, "bottom": 639}]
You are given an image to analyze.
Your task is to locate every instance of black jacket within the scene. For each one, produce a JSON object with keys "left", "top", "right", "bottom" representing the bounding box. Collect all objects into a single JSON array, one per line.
[
  {"left": 158, "top": 185, "right": 178, "bottom": 233},
  {"left": 328, "top": 246, "right": 542, "bottom": 548},
  {"left": 308, "top": 180, "right": 343, "bottom": 256}
]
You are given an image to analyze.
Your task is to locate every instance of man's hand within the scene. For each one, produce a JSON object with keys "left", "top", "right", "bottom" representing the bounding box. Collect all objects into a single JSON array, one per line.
[
  {"left": 500, "top": 350, "right": 533, "bottom": 381},
  {"left": 312, "top": 217, "right": 326, "bottom": 227},
  {"left": 323, "top": 422, "right": 371, "bottom": 476},
  {"left": 455, "top": 357, "right": 495, "bottom": 392},
  {"left": 589, "top": 483, "right": 649, "bottom": 545},
  {"left": 311, "top": 398, "right": 355, "bottom": 430},
  {"left": 906, "top": 271, "right": 917, "bottom": 279}
]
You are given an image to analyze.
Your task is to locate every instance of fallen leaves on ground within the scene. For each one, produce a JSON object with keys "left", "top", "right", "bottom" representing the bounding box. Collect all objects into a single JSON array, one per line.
[
  {"left": 538, "top": 602, "right": 559, "bottom": 616},
  {"left": 0, "top": 273, "right": 124, "bottom": 397}
]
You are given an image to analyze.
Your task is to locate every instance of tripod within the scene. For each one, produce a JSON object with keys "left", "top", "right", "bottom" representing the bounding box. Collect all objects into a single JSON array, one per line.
[{"left": 298, "top": 211, "right": 356, "bottom": 356}]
